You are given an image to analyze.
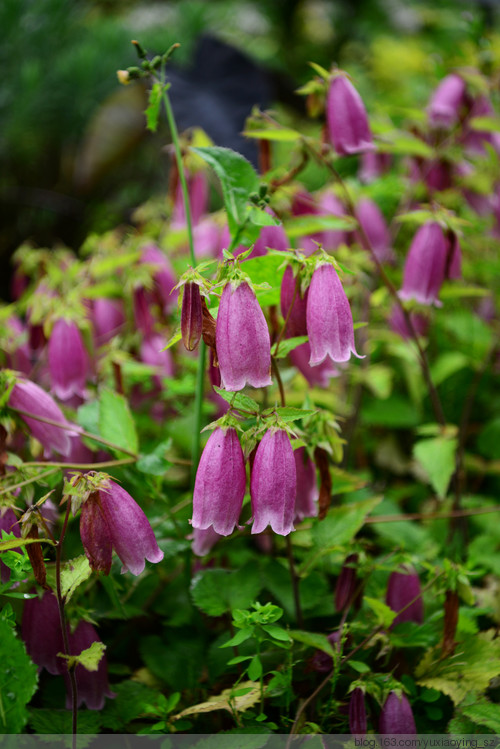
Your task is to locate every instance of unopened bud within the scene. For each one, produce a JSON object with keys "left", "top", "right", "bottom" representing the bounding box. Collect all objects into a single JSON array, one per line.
[{"left": 181, "top": 282, "right": 203, "bottom": 351}]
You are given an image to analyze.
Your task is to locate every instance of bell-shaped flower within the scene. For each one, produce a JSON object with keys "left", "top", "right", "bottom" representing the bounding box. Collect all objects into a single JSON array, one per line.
[
  {"left": 280, "top": 265, "right": 308, "bottom": 338},
  {"left": 389, "top": 304, "right": 429, "bottom": 341},
  {"left": 380, "top": 691, "right": 417, "bottom": 734},
  {"left": 216, "top": 280, "right": 272, "bottom": 391},
  {"left": 191, "top": 527, "right": 222, "bottom": 557},
  {"left": 65, "top": 621, "right": 114, "bottom": 710},
  {"left": 8, "top": 379, "right": 72, "bottom": 456},
  {"left": 399, "top": 222, "right": 449, "bottom": 306},
  {"left": 319, "top": 192, "right": 350, "bottom": 251},
  {"left": 191, "top": 427, "right": 246, "bottom": 536},
  {"left": 428, "top": 73, "right": 467, "bottom": 128},
  {"left": 326, "top": 74, "right": 374, "bottom": 156},
  {"left": 140, "top": 245, "right": 177, "bottom": 313},
  {"left": 80, "top": 479, "right": 164, "bottom": 576},
  {"left": 290, "top": 342, "right": 339, "bottom": 386},
  {"left": 306, "top": 263, "right": 362, "bottom": 365},
  {"left": 293, "top": 447, "right": 318, "bottom": 522},
  {"left": 194, "top": 218, "right": 221, "bottom": 259},
  {"left": 22, "top": 591, "right": 65, "bottom": 675},
  {"left": 0, "top": 508, "right": 21, "bottom": 583},
  {"left": 359, "top": 150, "right": 391, "bottom": 183},
  {"left": 355, "top": 198, "right": 395, "bottom": 263},
  {"left": 48, "top": 319, "right": 89, "bottom": 400},
  {"left": 251, "top": 213, "right": 288, "bottom": 258},
  {"left": 92, "top": 298, "right": 125, "bottom": 346},
  {"left": 386, "top": 565, "right": 423, "bottom": 626},
  {"left": 349, "top": 687, "right": 367, "bottom": 736},
  {"left": 172, "top": 170, "right": 209, "bottom": 228},
  {"left": 251, "top": 428, "right": 296, "bottom": 536},
  {"left": 335, "top": 553, "right": 359, "bottom": 612}
]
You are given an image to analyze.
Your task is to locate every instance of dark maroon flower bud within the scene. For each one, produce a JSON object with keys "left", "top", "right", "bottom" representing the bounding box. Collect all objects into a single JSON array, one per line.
[
  {"left": 379, "top": 691, "right": 416, "bottom": 734},
  {"left": 182, "top": 282, "right": 203, "bottom": 351},
  {"left": 335, "top": 553, "right": 359, "bottom": 612},
  {"left": 386, "top": 565, "right": 423, "bottom": 626},
  {"left": 22, "top": 591, "right": 65, "bottom": 675},
  {"left": 64, "top": 621, "right": 114, "bottom": 710},
  {"left": 326, "top": 74, "right": 374, "bottom": 156},
  {"left": 280, "top": 265, "right": 308, "bottom": 338},
  {"left": 311, "top": 631, "right": 340, "bottom": 672},
  {"left": 349, "top": 687, "right": 367, "bottom": 735},
  {"left": 133, "top": 287, "right": 155, "bottom": 336}
]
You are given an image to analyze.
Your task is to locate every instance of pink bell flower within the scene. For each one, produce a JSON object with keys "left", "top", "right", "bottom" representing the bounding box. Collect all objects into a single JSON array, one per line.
[
  {"left": 8, "top": 379, "right": 72, "bottom": 456},
  {"left": 215, "top": 281, "right": 272, "bottom": 391},
  {"left": 293, "top": 447, "right": 318, "bottom": 522},
  {"left": 280, "top": 265, "right": 308, "bottom": 338},
  {"left": 22, "top": 591, "right": 65, "bottom": 675},
  {"left": 399, "top": 222, "right": 449, "bottom": 306},
  {"left": 306, "top": 263, "right": 362, "bottom": 365},
  {"left": 80, "top": 479, "right": 164, "bottom": 576},
  {"left": 380, "top": 692, "right": 417, "bottom": 734},
  {"left": 191, "top": 427, "right": 246, "bottom": 536},
  {"left": 290, "top": 342, "right": 339, "bottom": 386},
  {"left": 326, "top": 75, "right": 374, "bottom": 156},
  {"left": 251, "top": 429, "right": 296, "bottom": 536},
  {"left": 92, "top": 298, "right": 125, "bottom": 346},
  {"left": 355, "top": 198, "right": 395, "bottom": 263},
  {"left": 386, "top": 565, "right": 424, "bottom": 626},
  {"left": 48, "top": 319, "right": 89, "bottom": 400},
  {"left": 428, "top": 73, "right": 467, "bottom": 128},
  {"left": 349, "top": 687, "right": 367, "bottom": 736}
]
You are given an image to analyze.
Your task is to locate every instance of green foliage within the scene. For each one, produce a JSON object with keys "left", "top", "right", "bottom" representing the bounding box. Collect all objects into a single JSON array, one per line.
[
  {"left": 0, "top": 610, "right": 38, "bottom": 733},
  {"left": 98, "top": 388, "right": 139, "bottom": 456}
]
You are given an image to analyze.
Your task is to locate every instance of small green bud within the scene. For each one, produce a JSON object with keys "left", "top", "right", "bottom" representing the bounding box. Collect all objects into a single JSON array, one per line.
[{"left": 131, "top": 39, "right": 147, "bottom": 59}]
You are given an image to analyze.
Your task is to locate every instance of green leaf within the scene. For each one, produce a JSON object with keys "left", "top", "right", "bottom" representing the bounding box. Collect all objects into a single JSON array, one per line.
[
  {"left": 364, "top": 597, "right": 397, "bottom": 628},
  {"left": 430, "top": 352, "right": 469, "bottom": 387},
  {"left": 213, "top": 387, "right": 260, "bottom": 414},
  {"left": 243, "top": 253, "right": 288, "bottom": 307},
  {"left": 349, "top": 660, "right": 371, "bottom": 674},
  {"left": 470, "top": 115, "right": 500, "bottom": 132},
  {"left": 191, "top": 147, "right": 259, "bottom": 234},
  {"left": 416, "top": 630, "right": 500, "bottom": 704},
  {"left": 64, "top": 640, "right": 106, "bottom": 672},
  {"left": 140, "top": 635, "right": 204, "bottom": 690},
  {"left": 145, "top": 82, "right": 162, "bottom": 133},
  {"left": 413, "top": 435, "right": 458, "bottom": 499},
  {"left": 60, "top": 555, "right": 92, "bottom": 603},
  {"left": 460, "top": 696, "right": 500, "bottom": 733},
  {"left": 220, "top": 628, "right": 254, "bottom": 648},
  {"left": 284, "top": 214, "right": 357, "bottom": 238},
  {"left": 28, "top": 708, "right": 101, "bottom": 734},
  {"left": 0, "top": 616, "right": 38, "bottom": 733},
  {"left": 242, "top": 128, "right": 302, "bottom": 142},
  {"left": 288, "top": 630, "right": 335, "bottom": 655},
  {"left": 137, "top": 439, "right": 173, "bottom": 476},
  {"left": 190, "top": 564, "right": 262, "bottom": 617},
  {"left": 270, "top": 406, "right": 316, "bottom": 423},
  {"left": 272, "top": 336, "right": 309, "bottom": 358},
  {"left": 77, "top": 399, "right": 100, "bottom": 435},
  {"left": 0, "top": 536, "right": 55, "bottom": 553},
  {"left": 247, "top": 656, "right": 262, "bottom": 681},
  {"left": 261, "top": 624, "right": 291, "bottom": 642},
  {"left": 98, "top": 388, "right": 138, "bottom": 456},
  {"left": 380, "top": 132, "right": 434, "bottom": 158}
]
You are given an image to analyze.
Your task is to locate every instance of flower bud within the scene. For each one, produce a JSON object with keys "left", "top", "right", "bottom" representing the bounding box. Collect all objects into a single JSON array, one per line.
[
  {"left": 8, "top": 379, "right": 72, "bottom": 456},
  {"left": 355, "top": 198, "right": 395, "bottom": 264},
  {"left": 48, "top": 319, "right": 89, "bottom": 400},
  {"left": 181, "top": 282, "right": 203, "bottom": 351},
  {"left": 140, "top": 245, "right": 177, "bottom": 313},
  {"left": 191, "top": 427, "right": 246, "bottom": 536},
  {"left": 379, "top": 691, "right": 416, "bottom": 734},
  {"left": 92, "top": 298, "right": 125, "bottom": 346},
  {"left": 22, "top": 591, "right": 65, "bottom": 675},
  {"left": 386, "top": 565, "right": 423, "bottom": 626},
  {"left": 306, "top": 264, "right": 361, "bottom": 365},
  {"left": 251, "top": 429, "right": 296, "bottom": 536},
  {"left": 399, "top": 222, "right": 448, "bottom": 306},
  {"left": 349, "top": 687, "right": 367, "bottom": 736},
  {"left": 216, "top": 281, "right": 272, "bottom": 391},
  {"left": 280, "top": 265, "right": 308, "bottom": 338},
  {"left": 335, "top": 553, "right": 359, "bottom": 612},
  {"left": 326, "top": 75, "right": 374, "bottom": 156},
  {"left": 293, "top": 447, "right": 318, "bottom": 522},
  {"left": 428, "top": 73, "right": 467, "bottom": 129}
]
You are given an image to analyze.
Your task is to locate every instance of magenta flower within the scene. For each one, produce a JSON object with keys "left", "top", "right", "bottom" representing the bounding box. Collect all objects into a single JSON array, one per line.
[
  {"left": 140, "top": 245, "right": 177, "bottom": 313},
  {"left": 182, "top": 282, "right": 203, "bottom": 351},
  {"left": 280, "top": 265, "right": 308, "bottom": 338},
  {"left": 251, "top": 429, "right": 296, "bottom": 536},
  {"left": 65, "top": 621, "right": 114, "bottom": 710},
  {"left": 133, "top": 287, "right": 155, "bottom": 336},
  {"left": 311, "top": 631, "right": 340, "bottom": 672},
  {"left": 251, "top": 213, "right": 289, "bottom": 258},
  {"left": 326, "top": 74, "right": 374, "bottom": 156},
  {"left": 172, "top": 170, "right": 209, "bottom": 228},
  {"left": 335, "top": 553, "right": 359, "bottom": 612},
  {"left": 389, "top": 305, "right": 429, "bottom": 341},
  {"left": 48, "top": 319, "right": 89, "bottom": 400},
  {"left": 319, "top": 192, "right": 350, "bottom": 251},
  {"left": 428, "top": 73, "right": 467, "bottom": 128},
  {"left": 92, "top": 298, "right": 125, "bottom": 346},
  {"left": 306, "top": 263, "right": 362, "bottom": 365},
  {"left": 194, "top": 218, "right": 222, "bottom": 258},
  {"left": 380, "top": 692, "right": 417, "bottom": 734},
  {"left": 80, "top": 479, "right": 164, "bottom": 576},
  {"left": 399, "top": 222, "right": 448, "bottom": 306},
  {"left": 293, "top": 447, "right": 318, "bottom": 522},
  {"left": 0, "top": 508, "right": 21, "bottom": 583},
  {"left": 22, "top": 591, "right": 65, "bottom": 675},
  {"left": 216, "top": 281, "right": 272, "bottom": 391},
  {"left": 191, "top": 427, "right": 246, "bottom": 536},
  {"left": 359, "top": 151, "right": 391, "bottom": 183},
  {"left": 290, "top": 342, "right": 339, "bottom": 387},
  {"left": 191, "top": 527, "right": 222, "bottom": 557},
  {"left": 386, "top": 565, "right": 423, "bottom": 626},
  {"left": 355, "top": 198, "right": 395, "bottom": 263},
  {"left": 349, "top": 687, "right": 367, "bottom": 736},
  {"left": 9, "top": 379, "right": 72, "bottom": 456}
]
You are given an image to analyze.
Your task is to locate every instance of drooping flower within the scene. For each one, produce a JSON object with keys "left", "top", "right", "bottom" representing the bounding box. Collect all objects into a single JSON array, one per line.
[
  {"left": 428, "top": 73, "right": 467, "bottom": 128},
  {"left": 349, "top": 688, "right": 367, "bottom": 736},
  {"left": 80, "top": 479, "right": 164, "bottom": 576},
  {"left": 140, "top": 244, "right": 177, "bottom": 314},
  {"left": 306, "top": 263, "right": 362, "bottom": 365},
  {"left": 22, "top": 591, "right": 65, "bottom": 675},
  {"left": 386, "top": 565, "right": 424, "bottom": 626},
  {"left": 181, "top": 282, "right": 203, "bottom": 351},
  {"left": 280, "top": 265, "right": 308, "bottom": 338},
  {"left": 8, "top": 379, "right": 72, "bottom": 456},
  {"left": 399, "top": 222, "right": 448, "bottom": 306},
  {"left": 191, "top": 527, "right": 222, "bottom": 557},
  {"left": 64, "top": 621, "right": 114, "bottom": 710},
  {"left": 92, "top": 298, "right": 125, "bottom": 346},
  {"left": 191, "top": 427, "right": 246, "bottom": 536},
  {"left": 319, "top": 192, "right": 350, "bottom": 251},
  {"left": 335, "top": 553, "right": 359, "bottom": 612},
  {"left": 326, "top": 74, "right": 374, "bottom": 156},
  {"left": 311, "top": 631, "right": 341, "bottom": 672},
  {"left": 0, "top": 508, "right": 21, "bottom": 583},
  {"left": 379, "top": 692, "right": 417, "bottom": 734},
  {"left": 389, "top": 304, "right": 429, "bottom": 341},
  {"left": 359, "top": 150, "right": 391, "bottom": 183},
  {"left": 293, "top": 447, "right": 318, "bottom": 522},
  {"left": 133, "top": 287, "right": 155, "bottom": 336},
  {"left": 290, "top": 342, "right": 339, "bottom": 386},
  {"left": 355, "top": 198, "right": 395, "bottom": 264},
  {"left": 48, "top": 319, "right": 89, "bottom": 400},
  {"left": 216, "top": 281, "right": 272, "bottom": 391},
  {"left": 251, "top": 429, "right": 296, "bottom": 536}
]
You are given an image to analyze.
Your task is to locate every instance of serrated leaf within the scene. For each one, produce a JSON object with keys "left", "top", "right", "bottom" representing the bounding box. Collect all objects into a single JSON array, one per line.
[
  {"left": 284, "top": 214, "right": 357, "bottom": 238},
  {"left": 191, "top": 147, "right": 259, "bottom": 234},
  {"left": 0, "top": 617, "right": 38, "bottom": 732},
  {"left": 413, "top": 436, "right": 458, "bottom": 499},
  {"left": 364, "top": 597, "right": 397, "bottom": 628},
  {"left": 28, "top": 708, "right": 101, "bottom": 734},
  {"left": 98, "top": 388, "right": 138, "bottom": 456},
  {"left": 288, "top": 630, "right": 335, "bottom": 655},
  {"left": 416, "top": 630, "right": 500, "bottom": 704},
  {"left": 60, "top": 555, "right": 92, "bottom": 602},
  {"left": 63, "top": 640, "right": 106, "bottom": 672},
  {"left": 213, "top": 387, "right": 260, "bottom": 413},
  {"left": 460, "top": 696, "right": 500, "bottom": 733},
  {"left": 137, "top": 439, "right": 173, "bottom": 476},
  {"left": 272, "top": 336, "right": 309, "bottom": 358},
  {"left": 190, "top": 564, "right": 262, "bottom": 617},
  {"left": 145, "top": 82, "right": 162, "bottom": 133}
]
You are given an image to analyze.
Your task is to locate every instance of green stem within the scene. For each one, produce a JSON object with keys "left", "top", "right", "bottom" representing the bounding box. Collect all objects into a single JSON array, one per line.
[
  {"left": 0, "top": 468, "right": 59, "bottom": 496},
  {"left": 191, "top": 340, "right": 207, "bottom": 486},
  {"left": 160, "top": 84, "right": 196, "bottom": 267}
]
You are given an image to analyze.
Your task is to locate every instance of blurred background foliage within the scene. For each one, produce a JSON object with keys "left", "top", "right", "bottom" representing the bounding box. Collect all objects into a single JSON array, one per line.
[{"left": 1, "top": 0, "right": 499, "bottom": 296}]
